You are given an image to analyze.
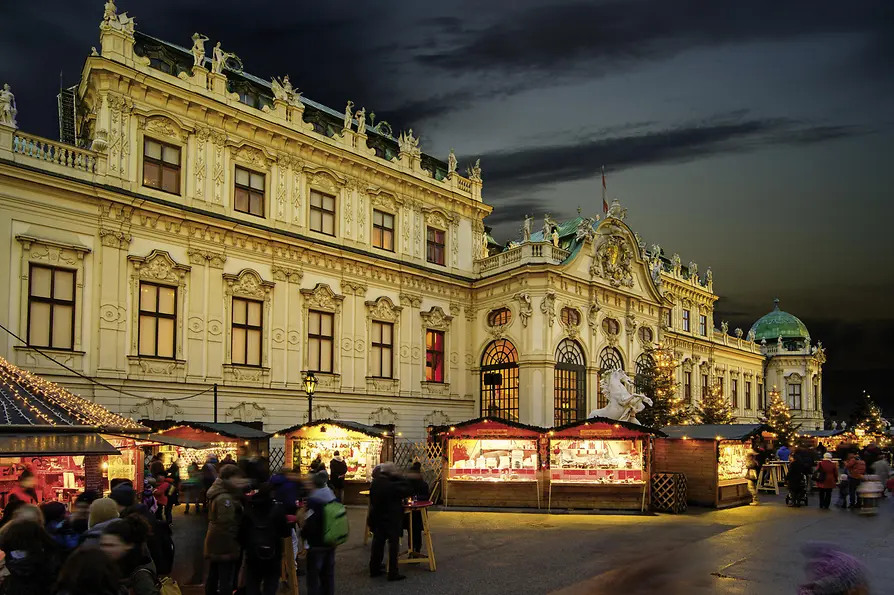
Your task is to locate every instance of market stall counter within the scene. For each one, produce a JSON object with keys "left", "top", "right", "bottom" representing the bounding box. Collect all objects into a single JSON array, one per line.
[
  {"left": 439, "top": 418, "right": 547, "bottom": 509},
  {"left": 278, "top": 419, "right": 393, "bottom": 505},
  {"left": 655, "top": 424, "right": 767, "bottom": 508},
  {"left": 547, "top": 418, "right": 662, "bottom": 512}
]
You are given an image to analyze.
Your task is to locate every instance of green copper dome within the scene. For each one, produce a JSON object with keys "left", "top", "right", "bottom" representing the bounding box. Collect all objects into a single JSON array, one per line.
[{"left": 749, "top": 299, "right": 810, "bottom": 342}]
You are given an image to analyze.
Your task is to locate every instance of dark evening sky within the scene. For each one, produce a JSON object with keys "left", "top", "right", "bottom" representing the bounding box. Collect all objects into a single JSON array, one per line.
[{"left": 1, "top": 1, "right": 891, "bottom": 417}]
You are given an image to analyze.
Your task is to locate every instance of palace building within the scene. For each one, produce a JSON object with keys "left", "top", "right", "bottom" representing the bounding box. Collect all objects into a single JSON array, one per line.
[{"left": 0, "top": 6, "right": 826, "bottom": 437}]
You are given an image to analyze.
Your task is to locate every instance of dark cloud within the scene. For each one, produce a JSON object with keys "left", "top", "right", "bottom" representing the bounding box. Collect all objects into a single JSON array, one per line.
[{"left": 477, "top": 115, "right": 866, "bottom": 197}]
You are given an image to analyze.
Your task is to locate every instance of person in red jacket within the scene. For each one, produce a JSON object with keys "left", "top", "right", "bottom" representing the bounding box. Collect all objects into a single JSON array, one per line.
[
  {"left": 814, "top": 452, "right": 839, "bottom": 509},
  {"left": 153, "top": 473, "right": 175, "bottom": 524},
  {"left": 6, "top": 469, "right": 40, "bottom": 507},
  {"left": 844, "top": 453, "right": 866, "bottom": 509}
]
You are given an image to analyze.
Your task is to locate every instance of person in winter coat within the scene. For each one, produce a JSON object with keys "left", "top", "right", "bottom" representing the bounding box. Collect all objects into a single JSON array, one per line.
[
  {"left": 53, "top": 546, "right": 123, "bottom": 595},
  {"left": 202, "top": 456, "right": 219, "bottom": 503},
  {"left": 204, "top": 464, "right": 247, "bottom": 595},
  {"left": 5, "top": 471, "right": 40, "bottom": 508},
  {"left": 239, "top": 483, "right": 290, "bottom": 595},
  {"left": 870, "top": 456, "right": 890, "bottom": 496},
  {"left": 404, "top": 462, "right": 430, "bottom": 555},
  {"left": 40, "top": 502, "right": 79, "bottom": 558},
  {"left": 814, "top": 453, "right": 839, "bottom": 509},
  {"left": 69, "top": 491, "right": 99, "bottom": 536},
  {"left": 99, "top": 515, "right": 158, "bottom": 595},
  {"left": 152, "top": 474, "right": 174, "bottom": 524},
  {"left": 0, "top": 518, "right": 60, "bottom": 595},
  {"left": 301, "top": 471, "right": 338, "bottom": 595},
  {"left": 80, "top": 498, "right": 121, "bottom": 548},
  {"left": 368, "top": 463, "right": 412, "bottom": 581},
  {"left": 328, "top": 452, "right": 348, "bottom": 503},
  {"left": 148, "top": 455, "right": 165, "bottom": 480},
  {"left": 845, "top": 453, "right": 866, "bottom": 508},
  {"left": 775, "top": 444, "right": 791, "bottom": 462}
]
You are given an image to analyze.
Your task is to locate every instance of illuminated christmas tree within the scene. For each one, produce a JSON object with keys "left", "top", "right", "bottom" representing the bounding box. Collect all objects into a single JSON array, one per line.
[
  {"left": 696, "top": 382, "right": 736, "bottom": 424},
  {"left": 762, "top": 386, "right": 799, "bottom": 446},
  {"left": 853, "top": 393, "right": 886, "bottom": 435},
  {"left": 637, "top": 344, "right": 693, "bottom": 428}
]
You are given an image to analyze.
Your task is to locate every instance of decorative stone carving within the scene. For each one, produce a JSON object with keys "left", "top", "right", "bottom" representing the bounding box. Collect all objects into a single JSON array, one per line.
[
  {"left": 399, "top": 293, "right": 422, "bottom": 309},
  {"left": 625, "top": 312, "right": 638, "bottom": 336},
  {"left": 540, "top": 291, "right": 556, "bottom": 327},
  {"left": 747, "top": 329, "right": 756, "bottom": 342},
  {"left": 365, "top": 297, "right": 402, "bottom": 322},
  {"left": 343, "top": 100, "right": 354, "bottom": 132},
  {"left": 301, "top": 283, "right": 345, "bottom": 312},
  {"left": 468, "top": 159, "right": 482, "bottom": 182},
  {"left": 421, "top": 382, "right": 450, "bottom": 397},
  {"left": 310, "top": 404, "right": 341, "bottom": 421},
  {"left": 368, "top": 407, "right": 397, "bottom": 426},
  {"left": 672, "top": 253, "right": 682, "bottom": 275},
  {"left": 99, "top": 228, "right": 132, "bottom": 249},
  {"left": 271, "top": 265, "right": 303, "bottom": 283},
  {"left": 211, "top": 42, "right": 242, "bottom": 75},
  {"left": 424, "top": 410, "right": 451, "bottom": 428},
  {"left": 233, "top": 144, "right": 269, "bottom": 170},
  {"left": 398, "top": 129, "right": 421, "bottom": 157},
  {"left": 605, "top": 199, "right": 627, "bottom": 221},
  {"left": 721, "top": 321, "right": 729, "bottom": 335},
  {"left": 688, "top": 261, "right": 699, "bottom": 281},
  {"left": 420, "top": 306, "right": 452, "bottom": 331},
  {"left": 140, "top": 116, "right": 188, "bottom": 143},
  {"left": 128, "top": 398, "right": 183, "bottom": 421},
  {"left": 0, "top": 83, "right": 17, "bottom": 127},
  {"left": 735, "top": 327, "right": 744, "bottom": 338},
  {"left": 129, "top": 250, "right": 190, "bottom": 284},
  {"left": 447, "top": 149, "right": 457, "bottom": 176},
  {"left": 591, "top": 235, "right": 634, "bottom": 288},
  {"left": 190, "top": 33, "right": 209, "bottom": 67},
  {"left": 587, "top": 298, "right": 601, "bottom": 332},
  {"left": 271, "top": 75, "right": 302, "bottom": 106},
  {"left": 341, "top": 281, "right": 367, "bottom": 297},
  {"left": 575, "top": 216, "right": 598, "bottom": 242},
  {"left": 422, "top": 208, "right": 453, "bottom": 231},
  {"left": 514, "top": 293, "right": 533, "bottom": 327},
  {"left": 187, "top": 248, "right": 227, "bottom": 268},
  {"left": 226, "top": 401, "right": 267, "bottom": 422}
]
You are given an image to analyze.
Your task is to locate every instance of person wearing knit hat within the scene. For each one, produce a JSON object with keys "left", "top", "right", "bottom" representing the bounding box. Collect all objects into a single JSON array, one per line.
[
  {"left": 108, "top": 484, "right": 136, "bottom": 513},
  {"left": 80, "top": 498, "right": 121, "bottom": 547},
  {"left": 799, "top": 543, "right": 870, "bottom": 595}
]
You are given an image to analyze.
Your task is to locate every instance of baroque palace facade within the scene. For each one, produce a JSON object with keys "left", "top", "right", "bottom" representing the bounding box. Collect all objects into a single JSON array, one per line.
[{"left": 0, "top": 6, "right": 826, "bottom": 437}]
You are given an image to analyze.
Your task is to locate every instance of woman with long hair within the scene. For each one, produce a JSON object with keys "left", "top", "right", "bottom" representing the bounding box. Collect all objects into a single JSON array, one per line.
[
  {"left": 0, "top": 518, "right": 60, "bottom": 595},
  {"left": 99, "top": 515, "right": 158, "bottom": 595},
  {"left": 54, "top": 546, "right": 123, "bottom": 595}
]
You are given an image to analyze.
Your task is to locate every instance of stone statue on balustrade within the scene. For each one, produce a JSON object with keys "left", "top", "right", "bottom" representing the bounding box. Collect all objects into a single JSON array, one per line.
[
  {"left": 468, "top": 158, "right": 481, "bottom": 181},
  {"left": 211, "top": 43, "right": 240, "bottom": 75},
  {"left": 747, "top": 329, "right": 756, "bottom": 342},
  {"left": 688, "top": 261, "right": 698, "bottom": 280},
  {"left": 355, "top": 107, "right": 366, "bottom": 135},
  {"left": 271, "top": 76, "right": 301, "bottom": 106},
  {"left": 343, "top": 101, "right": 354, "bottom": 131},
  {"left": 0, "top": 84, "right": 16, "bottom": 127},
  {"left": 103, "top": 0, "right": 117, "bottom": 22},
  {"left": 522, "top": 215, "right": 533, "bottom": 242},
  {"left": 551, "top": 228, "right": 560, "bottom": 247},
  {"left": 399, "top": 129, "right": 421, "bottom": 157},
  {"left": 190, "top": 33, "right": 209, "bottom": 67},
  {"left": 542, "top": 214, "right": 556, "bottom": 239},
  {"left": 447, "top": 149, "right": 457, "bottom": 176},
  {"left": 588, "top": 369, "right": 653, "bottom": 425}
]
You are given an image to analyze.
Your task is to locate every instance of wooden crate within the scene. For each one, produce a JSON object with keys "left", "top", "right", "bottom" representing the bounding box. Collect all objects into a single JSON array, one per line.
[{"left": 651, "top": 472, "right": 687, "bottom": 513}]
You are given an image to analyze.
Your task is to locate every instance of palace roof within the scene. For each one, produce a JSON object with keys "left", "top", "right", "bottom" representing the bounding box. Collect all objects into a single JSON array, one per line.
[{"left": 749, "top": 299, "right": 811, "bottom": 342}]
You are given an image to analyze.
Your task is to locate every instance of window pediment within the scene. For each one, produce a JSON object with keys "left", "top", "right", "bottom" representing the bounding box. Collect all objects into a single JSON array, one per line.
[
  {"left": 223, "top": 269, "right": 274, "bottom": 300},
  {"left": 365, "top": 296, "right": 402, "bottom": 322},
  {"left": 136, "top": 113, "right": 190, "bottom": 143},
  {"left": 300, "top": 283, "right": 345, "bottom": 312},
  {"left": 420, "top": 305, "right": 453, "bottom": 331},
  {"left": 128, "top": 250, "right": 190, "bottom": 284}
]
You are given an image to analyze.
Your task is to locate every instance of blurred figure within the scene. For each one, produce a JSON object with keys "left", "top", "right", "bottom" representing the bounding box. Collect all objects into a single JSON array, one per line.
[
  {"left": 309, "top": 455, "right": 324, "bottom": 473},
  {"left": 0, "top": 503, "right": 44, "bottom": 530},
  {"left": 152, "top": 473, "right": 174, "bottom": 524},
  {"left": 81, "top": 498, "right": 121, "bottom": 548},
  {"left": 814, "top": 453, "right": 839, "bottom": 510},
  {"left": 100, "top": 515, "right": 158, "bottom": 595},
  {"left": 148, "top": 454, "right": 165, "bottom": 479},
  {"left": 220, "top": 454, "right": 236, "bottom": 468},
  {"left": 69, "top": 491, "right": 99, "bottom": 535},
  {"left": 204, "top": 465, "right": 247, "bottom": 595},
  {"left": 202, "top": 455, "right": 219, "bottom": 506},
  {"left": 53, "top": 546, "right": 122, "bottom": 595},
  {"left": 0, "top": 516, "right": 60, "bottom": 595},
  {"left": 368, "top": 463, "right": 411, "bottom": 581},
  {"left": 845, "top": 453, "right": 866, "bottom": 508},
  {"left": 6, "top": 470, "right": 40, "bottom": 507},
  {"left": 745, "top": 449, "right": 760, "bottom": 505},
  {"left": 301, "top": 471, "right": 338, "bottom": 595},
  {"left": 798, "top": 543, "right": 869, "bottom": 595},
  {"left": 183, "top": 460, "right": 201, "bottom": 514},
  {"left": 328, "top": 452, "right": 347, "bottom": 503},
  {"left": 241, "top": 483, "right": 290, "bottom": 595},
  {"left": 40, "top": 502, "right": 79, "bottom": 557},
  {"left": 108, "top": 485, "right": 174, "bottom": 578},
  {"left": 870, "top": 455, "right": 890, "bottom": 497},
  {"left": 405, "top": 462, "right": 429, "bottom": 555},
  {"left": 776, "top": 443, "right": 791, "bottom": 462}
]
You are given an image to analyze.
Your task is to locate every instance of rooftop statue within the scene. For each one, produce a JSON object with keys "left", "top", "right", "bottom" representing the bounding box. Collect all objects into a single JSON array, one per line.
[
  {"left": 103, "top": 0, "right": 117, "bottom": 22},
  {"left": 552, "top": 228, "right": 560, "bottom": 247},
  {"left": 542, "top": 213, "right": 557, "bottom": 238},
  {"left": 588, "top": 369, "right": 652, "bottom": 425},
  {"left": 672, "top": 253, "right": 681, "bottom": 272},
  {"left": 0, "top": 84, "right": 16, "bottom": 127},
  {"left": 399, "top": 129, "right": 421, "bottom": 156},
  {"left": 721, "top": 321, "right": 729, "bottom": 334},
  {"left": 747, "top": 329, "right": 756, "bottom": 342},
  {"left": 688, "top": 261, "right": 698, "bottom": 280},
  {"left": 606, "top": 198, "right": 627, "bottom": 221},
  {"left": 522, "top": 215, "right": 533, "bottom": 242},
  {"left": 271, "top": 75, "right": 301, "bottom": 106},
  {"left": 447, "top": 149, "right": 457, "bottom": 176},
  {"left": 735, "top": 327, "right": 744, "bottom": 338},
  {"left": 355, "top": 107, "right": 366, "bottom": 135},
  {"left": 574, "top": 216, "right": 597, "bottom": 242},
  {"left": 211, "top": 42, "right": 240, "bottom": 75},
  {"left": 651, "top": 258, "right": 663, "bottom": 288},
  {"left": 706, "top": 267, "right": 713, "bottom": 284},
  {"left": 190, "top": 33, "right": 209, "bottom": 68},
  {"left": 343, "top": 100, "right": 354, "bottom": 131},
  {"left": 468, "top": 158, "right": 482, "bottom": 181}
]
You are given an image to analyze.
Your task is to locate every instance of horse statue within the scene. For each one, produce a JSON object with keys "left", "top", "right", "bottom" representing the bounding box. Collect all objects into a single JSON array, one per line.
[{"left": 588, "top": 369, "right": 653, "bottom": 425}]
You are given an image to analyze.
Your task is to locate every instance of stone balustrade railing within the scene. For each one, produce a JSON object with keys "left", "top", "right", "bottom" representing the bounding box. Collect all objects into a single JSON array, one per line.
[
  {"left": 475, "top": 241, "right": 571, "bottom": 275},
  {"left": 12, "top": 134, "right": 98, "bottom": 173}
]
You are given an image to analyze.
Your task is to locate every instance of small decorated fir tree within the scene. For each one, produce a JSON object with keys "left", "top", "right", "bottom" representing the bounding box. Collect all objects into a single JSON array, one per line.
[
  {"left": 696, "top": 382, "right": 736, "bottom": 424},
  {"left": 637, "top": 344, "right": 693, "bottom": 428},
  {"left": 853, "top": 393, "right": 886, "bottom": 435},
  {"left": 762, "top": 386, "right": 800, "bottom": 446}
]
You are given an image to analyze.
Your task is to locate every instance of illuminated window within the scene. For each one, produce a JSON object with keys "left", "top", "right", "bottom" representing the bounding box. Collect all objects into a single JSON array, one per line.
[
  {"left": 426, "top": 227, "right": 446, "bottom": 266},
  {"left": 487, "top": 308, "right": 512, "bottom": 327},
  {"left": 307, "top": 310, "right": 334, "bottom": 373},
  {"left": 597, "top": 347, "right": 624, "bottom": 409},
  {"left": 634, "top": 352, "right": 653, "bottom": 394},
  {"left": 372, "top": 210, "right": 395, "bottom": 251},
  {"left": 370, "top": 321, "right": 393, "bottom": 378},
  {"left": 682, "top": 310, "right": 690, "bottom": 332},
  {"left": 788, "top": 383, "right": 802, "bottom": 409},
  {"left": 554, "top": 339, "right": 586, "bottom": 426},
  {"left": 138, "top": 282, "right": 177, "bottom": 358},
  {"left": 481, "top": 339, "right": 519, "bottom": 420},
  {"left": 560, "top": 308, "right": 580, "bottom": 327},
  {"left": 310, "top": 190, "right": 336, "bottom": 236},
  {"left": 699, "top": 314, "right": 707, "bottom": 336},
  {"left": 27, "top": 265, "right": 75, "bottom": 350},
  {"left": 231, "top": 297, "right": 263, "bottom": 366},
  {"left": 234, "top": 167, "right": 265, "bottom": 217},
  {"left": 426, "top": 329, "right": 445, "bottom": 382},
  {"left": 745, "top": 381, "right": 752, "bottom": 410},
  {"left": 142, "top": 138, "right": 180, "bottom": 195},
  {"left": 684, "top": 371, "right": 692, "bottom": 403},
  {"left": 731, "top": 379, "right": 738, "bottom": 408}
]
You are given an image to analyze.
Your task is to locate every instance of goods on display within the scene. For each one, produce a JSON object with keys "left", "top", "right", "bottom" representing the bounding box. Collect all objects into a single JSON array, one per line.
[
  {"left": 293, "top": 439, "right": 380, "bottom": 481},
  {"left": 718, "top": 442, "right": 749, "bottom": 482},
  {"left": 448, "top": 438, "right": 538, "bottom": 482},
  {"left": 0, "top": 456, "right": 85, "bottom": 502},
  {"left": 549, "top": 439, "right": 644, "bottom": 484}
]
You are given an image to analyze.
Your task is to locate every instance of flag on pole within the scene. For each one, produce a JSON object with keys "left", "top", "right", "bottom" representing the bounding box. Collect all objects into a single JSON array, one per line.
[{"left": 602, "top": 166, "right": 609, "bottom": 213}]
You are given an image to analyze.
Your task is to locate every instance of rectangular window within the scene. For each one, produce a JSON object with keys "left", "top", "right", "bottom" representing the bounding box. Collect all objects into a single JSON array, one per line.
[
  {"left": 307, "top": 310, "right": 334, "bottom": 373},
  {"left": 758, "top": 383, "right": 764, "bottom": 409},
  {"left": 788, "top": 384, "right": 802, "bottom": 410},
  {"left": 684, "top": 371, "right": 692, "bottom": 403},
  {"left": 234, "top": 167, "right": 265, "bottom": 217},
  {"left": 372, "top": 210, "right": 395, "bottom": 251},
  {"left": 138, "top": 282, "right": 177, "bottom": 358},
  {"left": 745, "top": 381, "right": 752, "bottom": 410},
  {"left": 370, "top": 321, "right": 394, "bottom": 378},
  {"left": 813, "top": 380, "right": 819, "bottom": 411},
  {"left": 426, "top": 227, "right": 446, "bottom": 266},
  {"left": 701, "top": 374, "right": 709, "bottom": 397},
  {"left": 142, "top": 138, "right": 181, "bottom": 195},
  {"left": 27, "top": 265, "right": 75, "bottom": 350},
  {"left": 231, "top": 297, "right": 263, "bottom": 366},
  {"left": 425, "top": 329, "right": 445, "bottom": 382},
  {"left": 731, "top": 379, "right": 738, "bottom": 408},
  {"left": 699, "top": 314, "right": 707, "bottom": 336},
  {"left": 309, "top": 190, "right": 336, "bottom": 236},
  {"left": 682, "top": 310, "right": 690, "bottom": 332}
]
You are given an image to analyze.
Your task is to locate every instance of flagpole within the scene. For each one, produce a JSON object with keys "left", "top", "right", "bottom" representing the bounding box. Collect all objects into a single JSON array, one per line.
[{"left": 601, "top": 165, "right": 608, "bottom": 214}]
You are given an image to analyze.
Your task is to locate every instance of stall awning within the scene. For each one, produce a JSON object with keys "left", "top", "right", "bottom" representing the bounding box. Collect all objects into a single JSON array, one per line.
[
  {"left": 0, "top": 432, "right": 120, "bottom": 456},
  {"left": 277, "top": 419, "right": 390, "bottom": 438},
  {"left": 661, "top": 424, "right": 767, "bottom": 441},
  {"left": 800, "top": 429, "right": 847, "bottom": 438},
  {"left": 121, "top": 433, "right": 214, "bottom": 449}
]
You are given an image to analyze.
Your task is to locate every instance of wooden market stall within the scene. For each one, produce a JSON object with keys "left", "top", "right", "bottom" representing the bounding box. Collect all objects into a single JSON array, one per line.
[
  {"left": 547, "top": 417, "right": 662, "bottom": 512},
  {"left": 655, "top": 424, "right": 767, "bottom": 508},
  {"left": 799, "top": 429, "right": 850, "bottom": 452},
  {"left": 439, "top": 418, "right": 546, "bottom": 509},
  {"left": 279, "top": 419, "right": 393, "bottom": 505},
  {"left": 0, "top": 356, "right": 148, "bottom": 506}
]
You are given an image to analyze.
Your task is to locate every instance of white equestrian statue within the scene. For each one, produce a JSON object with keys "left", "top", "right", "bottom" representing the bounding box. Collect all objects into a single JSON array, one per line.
[{"left": 588, "top": 369, "right": 653, "bottom": 425}]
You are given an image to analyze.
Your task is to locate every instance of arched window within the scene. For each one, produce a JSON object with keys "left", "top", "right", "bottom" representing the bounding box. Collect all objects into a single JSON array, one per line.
[
  {"left": 597, "top": 347, "right": 624, "bottom": 408},
  {"left": 634, "top": 353, "right": 654, "bottom": 394},
  {"left": 480, "top": 339, "right": 519, "bottom": 421},
  {"left": 560, "top": 308, "right": 581, "bottom": 327},
  {"left": 555, "top": 340, "right": 586, "bottom": 426},
  {"left": 602, "top": 318, "right": 621, "bottom": 335},
  {"left": 487, "top": 308, "right": 512, "bottom": 327}
]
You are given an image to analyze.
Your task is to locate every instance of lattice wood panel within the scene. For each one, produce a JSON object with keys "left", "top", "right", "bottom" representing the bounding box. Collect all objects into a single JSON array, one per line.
[
  {"left": 651, "top": 472, "right": 687, "bottom": 513},
  {"left": 269, "top": 447, "right": 286, "bottom": 472},
  {"left": 394, "top": 441, "right": 444, "bottom": 502}
]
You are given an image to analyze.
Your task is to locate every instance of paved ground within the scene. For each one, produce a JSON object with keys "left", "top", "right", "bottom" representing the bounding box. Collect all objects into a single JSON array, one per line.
[{"left": 171, "top": 493, "right": 892, "bottom": 594}]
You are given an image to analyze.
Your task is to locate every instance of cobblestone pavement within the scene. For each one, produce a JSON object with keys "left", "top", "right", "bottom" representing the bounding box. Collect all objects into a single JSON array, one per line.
[{"left": 171, "top": 494, "right": 893, "bottom": 595}]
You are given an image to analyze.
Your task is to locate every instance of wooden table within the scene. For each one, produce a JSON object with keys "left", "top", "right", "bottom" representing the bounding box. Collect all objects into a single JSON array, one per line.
[
  {"left": 398, "top": 500, "right": 436, "bottom": 572},
  {"left": 758, "top": 462, "right": 789, "bottom": 494}
]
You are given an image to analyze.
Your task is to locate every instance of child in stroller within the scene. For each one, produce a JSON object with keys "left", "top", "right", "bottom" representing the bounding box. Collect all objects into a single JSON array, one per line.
[{"left": 786, "top": 472, "right": 809, "bottom": 507}]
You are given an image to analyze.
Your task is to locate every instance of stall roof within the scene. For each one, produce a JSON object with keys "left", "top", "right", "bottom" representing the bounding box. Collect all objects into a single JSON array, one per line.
[
  {"left": 661, "top": 424, "right": 767, "bottom": 440},
  {"left": 0, "top": 432, "right": 120, "bottom": 456},
  {"left": 111, "top": 433, "right": 214, "bottom": 449},
  {"left": 0, "top": 356, "right": 148, "bottom": 433},
  {"left": 553, "top": 417, "right": 666, "bottom": 436},
  {"left": 277, "top": 419, "right": 390, "bottom": 438},
  {"left": 440, "top": 417, "right": 548, "bottom": 435},
  {"left": 800, "top": 429, "right": 847, "bottom": 438},
  {"left": 152, "top": 421, "right": 269, "bottom": 440}
]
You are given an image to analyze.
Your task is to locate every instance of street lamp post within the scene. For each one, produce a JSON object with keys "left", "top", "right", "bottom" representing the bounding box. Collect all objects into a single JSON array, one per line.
[{"left": 303, "top": 371, "right": 317, "bottom": 423}]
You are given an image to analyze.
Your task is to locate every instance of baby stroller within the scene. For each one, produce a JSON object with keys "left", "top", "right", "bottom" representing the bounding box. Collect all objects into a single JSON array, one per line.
[{"left": 786, "top": 473, "right": 809, "bottom": 507}]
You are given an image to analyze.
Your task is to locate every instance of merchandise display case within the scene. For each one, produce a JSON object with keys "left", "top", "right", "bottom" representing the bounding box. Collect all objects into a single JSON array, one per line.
[
  {"left": 547, "top": 418, "right": 659, "bottom": 511},
  {"left": 439, "top": 418, "right": 547, "bottom": 508},
  {"left": 279, "top": 420, "right": 393, "bottom": 505},
  {"left": 655, "top": 424, "right": 766, "bottom": 508}
]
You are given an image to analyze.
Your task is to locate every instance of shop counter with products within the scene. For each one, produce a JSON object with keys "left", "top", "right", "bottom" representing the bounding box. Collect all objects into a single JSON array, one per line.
[
  {"left": 547, "top": 419, "right": 659, "bottom": 511},
  {"left": 655, "top": 424, "right": 766, "bottom": 508},
  {"left": 439, "top": 418, "right": 546, "bottom": 509}
]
